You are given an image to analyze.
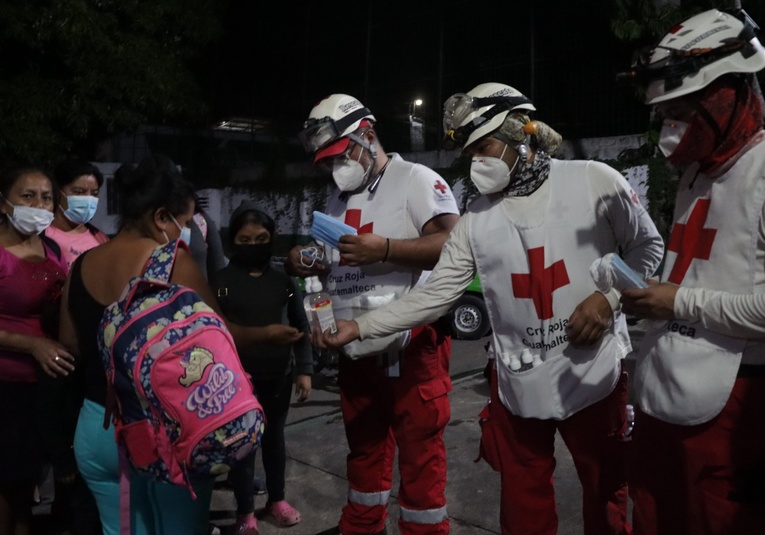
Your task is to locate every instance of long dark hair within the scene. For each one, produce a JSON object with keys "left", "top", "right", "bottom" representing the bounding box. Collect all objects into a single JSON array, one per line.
[
  {"left": 114, "top": 155, "right": 195, "bottom": 226},
  {"left": 54, "top": 159, "right": 104, "bottom": 189}
]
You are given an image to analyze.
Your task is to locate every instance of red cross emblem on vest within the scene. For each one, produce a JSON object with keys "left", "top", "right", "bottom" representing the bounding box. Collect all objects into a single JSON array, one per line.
[
  {"left": 434, "top": 180, "right": 447, "bottom": 194},
  {"left": 511, "top": 246, "right": 570, "bottom": 320},
  {"left": 666, "top": 198, "right": 717, "bottom": 284}
]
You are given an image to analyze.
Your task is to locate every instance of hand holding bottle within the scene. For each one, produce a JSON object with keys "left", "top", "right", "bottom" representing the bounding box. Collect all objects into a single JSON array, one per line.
[{"left": 315, "top": 319, "right": 361, "bottom": 350}]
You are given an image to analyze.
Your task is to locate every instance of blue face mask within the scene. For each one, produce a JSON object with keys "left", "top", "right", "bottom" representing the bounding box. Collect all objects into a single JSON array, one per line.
[
  {"left": 310, "top": 211, "right": 357, "bottom": 250},
  {"left": 62, "top": 195, "right": 98, "bottom": 225},
  {"left": 169, "top": 214, "right": 192, "bottom": 245},
  {"left": 179, "top": 226, "right": 191, "bottom": 245}
]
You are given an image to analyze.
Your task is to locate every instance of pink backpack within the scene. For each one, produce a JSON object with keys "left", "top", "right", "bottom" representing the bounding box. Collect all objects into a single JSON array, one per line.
[{"left": 99, "top": 241, "right": 264, "bottom": 494}]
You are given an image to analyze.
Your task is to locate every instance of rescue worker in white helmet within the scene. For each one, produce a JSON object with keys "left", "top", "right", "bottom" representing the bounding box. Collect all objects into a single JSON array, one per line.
[
  {"left": 319, "top": 82, "right": 664, "bottom": 535},
  {"left": 619, "top": 8, "right": 765, "bottom": 534},
  {"left": 287, "top": 94, "right": 459, "bottom": 535}
]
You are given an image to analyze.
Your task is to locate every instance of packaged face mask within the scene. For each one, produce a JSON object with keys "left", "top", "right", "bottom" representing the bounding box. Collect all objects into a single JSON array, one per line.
[
  {"left": 590, "top": 253, "right": 648, "bottom": 292},
  {"left": 310, "top": 211, "right": 357, "bottom": 250}
]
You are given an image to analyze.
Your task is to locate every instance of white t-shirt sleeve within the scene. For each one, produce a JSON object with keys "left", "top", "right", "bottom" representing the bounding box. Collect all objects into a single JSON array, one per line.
[
  {"left": 357, "top": 215, "right": 476, "bottom": 339},
  {"left": 589, "top": 161, "right": 665, "bottom": 278},
  {"left": 405, "top": 164, "right": 459, "bottom": 233},
  {"left": 674, "top": 286, "right": 765, "bottom": 338}
]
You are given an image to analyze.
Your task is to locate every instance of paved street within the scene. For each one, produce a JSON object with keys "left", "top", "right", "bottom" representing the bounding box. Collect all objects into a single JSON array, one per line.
[
  {"left": 35, "top": 332, "right": 642, "bottom": 534},
  {"left": 207, "top": 336, "right": 612, "bottom": 535}
]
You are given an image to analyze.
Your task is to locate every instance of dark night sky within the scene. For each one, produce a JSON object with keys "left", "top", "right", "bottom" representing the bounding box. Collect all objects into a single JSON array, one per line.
[{"left": 198, "top": 0, "right": 651, "bottom": 152}]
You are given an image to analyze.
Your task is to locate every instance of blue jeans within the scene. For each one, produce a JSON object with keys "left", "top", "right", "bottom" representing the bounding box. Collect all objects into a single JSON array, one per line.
[{"left": 74, "top": 399, "right": 213, "bottom": 535}]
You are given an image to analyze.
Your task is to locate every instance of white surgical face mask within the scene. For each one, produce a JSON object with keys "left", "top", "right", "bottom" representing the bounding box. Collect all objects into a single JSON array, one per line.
[
  {"left": 4, "top": 200, "right": 54, "bottom": 236},
  {"left": 332, "top": 148, "right": 372, "bottom": 192},
  {"left": 470, "top": 144, "right": 519, "bottom": 195},
  {"left": 658, "top": 119, "right": 690, "bottom": 158}
]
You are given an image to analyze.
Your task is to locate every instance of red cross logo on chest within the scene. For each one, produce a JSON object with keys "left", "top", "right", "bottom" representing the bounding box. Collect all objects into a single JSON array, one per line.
[
  {"left": 666, "top": 198, "right": 717, "bottom": 284},
  {"left": 345, "top": 208, "right": 374, "bottom": 234},
  {"left": 434, "top": 180, "right": 447, "bottom": 194},
  {"left": 341, "top": 209, "right": 374, "bottom": 266},
  {"left": 511, "top": 246, "right": 570, "bottom": 320},
  {"left": 344, "top": 209, "right": 374, "bottom": 234}
]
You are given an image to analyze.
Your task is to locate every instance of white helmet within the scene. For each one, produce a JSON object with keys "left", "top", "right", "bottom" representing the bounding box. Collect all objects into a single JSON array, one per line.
[
  {"left": 638, "top": 9, "right": 765, "bottom": 104},
  {"left": 299, "top": 94, "right": 377, "bottom": 162},
  {"left": 442, "top": 83, "right": 535, "bottom": 150}
]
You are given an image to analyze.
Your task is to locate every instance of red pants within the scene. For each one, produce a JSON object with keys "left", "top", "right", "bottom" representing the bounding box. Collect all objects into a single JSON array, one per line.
[
  {"left": 630, "top": 375, "right": 765, "bottom": 535},
  {"left": 337, "top": 325, "right": 451, "bottom": 535},
  {"left": 482, "top": 367, "right": 632, "bottom": 535}
]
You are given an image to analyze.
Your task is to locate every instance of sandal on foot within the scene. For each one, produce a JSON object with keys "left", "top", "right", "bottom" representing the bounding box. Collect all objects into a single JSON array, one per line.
[
  {"left": 233, "top": 515, "right": 259, "bottom": 535},
  {"left": 267, "top": 500, "right": 302, "bottom": 527}
]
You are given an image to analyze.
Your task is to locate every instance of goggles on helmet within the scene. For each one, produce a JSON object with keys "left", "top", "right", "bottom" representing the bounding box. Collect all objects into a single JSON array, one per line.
[
  {"left": 298, "top": 107, "right": 374, "bottom": 154},
  {"left": 442, "top": 94, "right": 532, "bottom": 151},
  {"left": 618, "top": 9, "right": 759, "bottom": 91}
]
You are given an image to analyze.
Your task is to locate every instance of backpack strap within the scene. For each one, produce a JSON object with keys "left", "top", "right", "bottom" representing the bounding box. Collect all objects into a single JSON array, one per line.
[
  {"left": 213, "top": 266, "right": 231, "bottom": 307},
  {"left": 118, "top": 240, "right": 190, "bottom": 311},
  {"left": 142, "top": 239, "right": 189, "bottom": 284}
]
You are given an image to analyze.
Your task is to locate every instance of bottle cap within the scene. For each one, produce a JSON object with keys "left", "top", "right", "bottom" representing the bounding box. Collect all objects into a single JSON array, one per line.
[{"left": 312, "top": 276, "right": 323, "bottom": 292}]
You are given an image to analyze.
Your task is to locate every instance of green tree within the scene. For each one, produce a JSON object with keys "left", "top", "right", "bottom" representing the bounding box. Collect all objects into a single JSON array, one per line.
[{"left": 0, "top": 0, "right": 225, "bottom": 164}]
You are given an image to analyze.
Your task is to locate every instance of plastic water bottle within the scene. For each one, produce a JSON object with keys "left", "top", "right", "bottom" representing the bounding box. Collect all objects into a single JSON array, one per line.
[
  {"left": 519, "top": 348, "right": 534, "bottom": 372},
  {"left": 303, "top": 276, "right": 337, "bottom": 335}
]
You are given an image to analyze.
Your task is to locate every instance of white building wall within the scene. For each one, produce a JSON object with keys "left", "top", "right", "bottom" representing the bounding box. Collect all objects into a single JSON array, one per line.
[{"left": 92, "top": 134, "right": 650, "bottom": 236}]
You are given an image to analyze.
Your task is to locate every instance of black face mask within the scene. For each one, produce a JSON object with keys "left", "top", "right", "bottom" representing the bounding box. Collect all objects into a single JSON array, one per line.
[{"left": 231, "top": 243, "right": 273, "bottom": 270}]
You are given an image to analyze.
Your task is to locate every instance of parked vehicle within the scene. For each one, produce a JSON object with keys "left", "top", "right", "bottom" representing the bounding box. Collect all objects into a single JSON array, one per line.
[{"left": 449, "top": 275, "right": 491, "bottom": 340}]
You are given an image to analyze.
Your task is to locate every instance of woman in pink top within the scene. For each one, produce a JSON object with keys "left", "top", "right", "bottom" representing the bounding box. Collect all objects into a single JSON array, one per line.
[
  {"left": 45, "top": 160, "right": 109, "bottom": 270},
  {"left": 0, "top": 164, "right": 71, "bottom": 534},
  {"left": 42, "top": 159, "right": 109, "bottom": 535}
]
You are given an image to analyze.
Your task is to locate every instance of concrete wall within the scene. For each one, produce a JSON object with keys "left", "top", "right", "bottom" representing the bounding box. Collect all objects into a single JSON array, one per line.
[{"left": 91, "top": 133, "right": 649, "bottom": 236}]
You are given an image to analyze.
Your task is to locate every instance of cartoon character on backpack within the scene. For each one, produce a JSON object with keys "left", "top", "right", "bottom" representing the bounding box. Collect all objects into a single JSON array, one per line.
[
  {"left": 100, "top": 240, "right": 264, "bottom": 490},
  {"left": 179, "top": 347, "right": 215, "bottom": 387}
]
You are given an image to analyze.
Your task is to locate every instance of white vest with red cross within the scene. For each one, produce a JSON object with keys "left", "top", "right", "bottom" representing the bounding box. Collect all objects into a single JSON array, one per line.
[
  {"left": 324, "top": 153, "right": 458, "bottom": 359},
  {"left": 635, "top": 140, "right": 765, "bottom": 425},
  {"left": 468, "top": 160, "right": 630, "bottom": 420}
]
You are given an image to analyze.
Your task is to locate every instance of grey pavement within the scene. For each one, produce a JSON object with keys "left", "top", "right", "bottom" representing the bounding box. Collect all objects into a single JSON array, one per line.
[
  {"left": 35, "top": 327, "right": 644, "bottom": 534},
  {"left": 209, "top": 335, "right": 631, "bottom": 535}
]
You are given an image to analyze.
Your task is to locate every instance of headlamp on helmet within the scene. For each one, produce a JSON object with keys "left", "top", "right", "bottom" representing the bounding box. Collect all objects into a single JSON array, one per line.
[
  {"left": 442, "top": 88, "right": 534, "bottom": 151},
  {"left": 299, "top": 106, "right": 374, "bottom": 154},
  {"left": 618, "top": 9, "right": 765, "bottom": 104}
]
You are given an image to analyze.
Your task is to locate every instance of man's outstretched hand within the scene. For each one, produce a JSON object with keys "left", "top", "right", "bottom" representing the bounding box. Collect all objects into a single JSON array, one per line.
[{"left": 313, "top": 319, "right": 361, "bottom": 349}]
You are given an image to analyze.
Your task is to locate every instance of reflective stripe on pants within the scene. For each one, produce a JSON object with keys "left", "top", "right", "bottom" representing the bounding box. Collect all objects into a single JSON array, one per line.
[{"left": 349, "top": 488, "right": 391, "bottom": 508}]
